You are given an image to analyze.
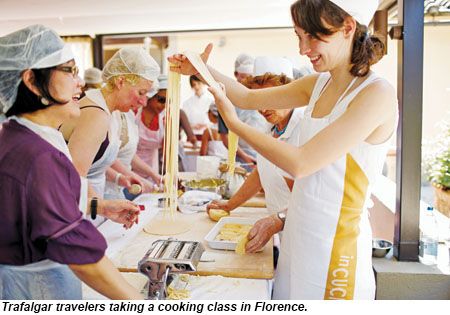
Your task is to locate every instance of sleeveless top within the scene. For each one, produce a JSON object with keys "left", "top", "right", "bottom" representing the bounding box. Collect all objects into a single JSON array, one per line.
[
  {"left": 83, "top": 89, "right": 121, "bottom": 208},
  {"left": 273, "top": 72, "right": 397, "bottom": 300}
]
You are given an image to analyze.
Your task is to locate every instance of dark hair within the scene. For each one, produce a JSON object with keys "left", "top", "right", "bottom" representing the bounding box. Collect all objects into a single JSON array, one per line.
[
  {"left": 290, "top": 0, "right": 384, "bottom": 77},
  {"left": 6, "top": 68, "right": 65, "bottom": 117},
  {"left": 189, "top": 74, "right": 202, "bottom": 87}
]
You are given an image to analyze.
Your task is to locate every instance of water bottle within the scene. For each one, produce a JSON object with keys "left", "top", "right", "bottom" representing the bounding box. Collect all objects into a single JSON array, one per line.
[{"left": 419, "top": 206, "right": 439, "bottom": 265}]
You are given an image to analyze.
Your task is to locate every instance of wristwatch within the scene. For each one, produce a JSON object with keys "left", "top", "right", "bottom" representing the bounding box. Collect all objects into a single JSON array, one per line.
[
  {"left": 90, "top": 197, "right": 98, "bottom": 220},
  {"left": 277, "top": 212, "right": 286, "bottom": 230}
]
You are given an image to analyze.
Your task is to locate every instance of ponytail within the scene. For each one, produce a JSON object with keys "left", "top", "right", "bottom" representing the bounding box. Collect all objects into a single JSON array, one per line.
[{"left": 350, "top": 24, "right": 385, "bottom": 77}]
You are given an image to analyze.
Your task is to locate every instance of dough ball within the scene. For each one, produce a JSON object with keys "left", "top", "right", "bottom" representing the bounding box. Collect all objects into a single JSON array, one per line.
[{"left": 209, "top": 209, "right": 230, "bottom": 222}]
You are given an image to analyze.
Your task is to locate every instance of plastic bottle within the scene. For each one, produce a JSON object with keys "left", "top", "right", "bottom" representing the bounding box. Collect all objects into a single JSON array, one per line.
[{"left": 419, "top": 206, "right": 439, "bottom": 265}]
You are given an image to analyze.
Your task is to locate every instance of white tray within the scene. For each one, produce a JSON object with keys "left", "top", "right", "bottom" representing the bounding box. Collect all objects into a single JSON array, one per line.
[{"left": 204, "top": 216, "right": 262, "bottom": 251}]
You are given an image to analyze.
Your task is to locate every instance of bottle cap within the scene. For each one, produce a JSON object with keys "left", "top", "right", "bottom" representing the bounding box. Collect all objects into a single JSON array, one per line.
[{"left": 427, "top": 206, "right": 434, "bottom": 211}]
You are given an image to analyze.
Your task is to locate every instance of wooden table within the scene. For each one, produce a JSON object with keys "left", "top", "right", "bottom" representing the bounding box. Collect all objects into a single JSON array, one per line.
[{"left": 109, "top": 206, "right": 274, "bottom": 279}]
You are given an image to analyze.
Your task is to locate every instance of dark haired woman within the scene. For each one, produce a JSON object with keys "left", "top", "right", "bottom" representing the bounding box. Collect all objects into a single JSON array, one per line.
[
  {"left": 169, "top": 0, "right": 398, "bottom": 300},
  {"left": 0, "top": 25, "right": 141, "bottom": 299}
]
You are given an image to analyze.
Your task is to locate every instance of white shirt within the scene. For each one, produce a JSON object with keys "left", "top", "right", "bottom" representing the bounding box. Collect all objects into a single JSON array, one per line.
[{"left": 182, "top": 91, "right": 214, "bottom": 135}]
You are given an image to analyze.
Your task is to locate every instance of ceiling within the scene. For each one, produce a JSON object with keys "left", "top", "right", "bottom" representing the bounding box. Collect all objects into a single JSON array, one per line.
[
  {"left": 0, "top": 0, "right": 295, "bottom": 36},
  {"left": 1, "top": 1, "right": 448, "bottom": 38}
]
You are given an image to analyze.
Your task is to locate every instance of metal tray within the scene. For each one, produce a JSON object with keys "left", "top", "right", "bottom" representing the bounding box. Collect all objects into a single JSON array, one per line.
[{"left": 204, "top": 216, "right": 262, "bottom": 251}]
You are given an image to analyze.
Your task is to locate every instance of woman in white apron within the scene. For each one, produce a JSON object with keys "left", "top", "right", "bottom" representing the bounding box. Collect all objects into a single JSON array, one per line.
[
  {"left": 200, "top": 103, "right": 228, "bottom": 159},
  {"left": 170, "top": 0, "right": 398, "bottom": 300},
  {"left": 61, "top": 46, "right": 160, "bottom": 226},
  {"left": 207, "top": 57, "right": 301, "bottom": 252},
  {"left": 0, "top": 25, "right": 141, "bottom": 299}
]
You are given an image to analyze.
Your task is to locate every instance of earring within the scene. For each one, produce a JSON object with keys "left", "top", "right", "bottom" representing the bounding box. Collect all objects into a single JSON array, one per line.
[{"left": 40, "top": 97, "right": 49, "bottom": 106}]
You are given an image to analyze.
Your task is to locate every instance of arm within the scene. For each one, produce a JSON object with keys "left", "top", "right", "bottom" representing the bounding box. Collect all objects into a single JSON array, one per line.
[
  {"left": 245, "top": 210, "right": 286, "bottom": 253},
  {"left": 106, "top": 160, "right": 143, "bottom": 190},
  {"left": 64, "top": 107, "right": 110, "bottom": 177},
  {"left": 199, "top": 129, "right": 210, "bottom": 155},
  {"left": 69, "top": 256, "right": 142, "bottom": 299},
  {"left": 130, "top": 154, "right": 162, "bottom": 184},
  {"left": 207, "top": 168, "right": 262, "bottom": 213},
  {"left": 210, "top": 79, "right": 398, "bottom": 179},
  {"left": 180, "top": 109, "right": 198, "bottom": 147},
  {"left": 168, "top": 43, "right": 315, "bottom": 110}
]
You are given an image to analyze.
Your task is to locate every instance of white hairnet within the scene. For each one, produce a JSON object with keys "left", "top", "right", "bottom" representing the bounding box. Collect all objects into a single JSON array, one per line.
[
  {"left": 253, "top": 56, "right": 293, "bottom": 79},
  {"left": 84, "top": 67, "right": 103, "bottom": 84},
  {"left": 146, "top": 74, "right": 168, "bottom": 98},
  {"left": 329, "top": 0, "right": 378, "bottom": 26},
  {"left": 0, "top": 24, "right": 74, "bottom": 113},
  {"left": 234, "top": 53, "right": 254, "bottom": 74},
  {"left": 102, "top": 47, "right": 160, "bottom": 83}
]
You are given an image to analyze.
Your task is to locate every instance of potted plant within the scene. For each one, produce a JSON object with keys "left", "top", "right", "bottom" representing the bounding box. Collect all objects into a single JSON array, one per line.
[{"left": 422, "top": 119, "right": 450, "bottom": 217}]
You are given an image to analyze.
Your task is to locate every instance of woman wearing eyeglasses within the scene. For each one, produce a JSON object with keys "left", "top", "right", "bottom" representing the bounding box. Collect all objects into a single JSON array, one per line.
[
  {"left": 0, "top": 25, "right": 142, "bottom": 299},
  {"left": 60, "top": 46, "right": 160, "bottom": 226}
]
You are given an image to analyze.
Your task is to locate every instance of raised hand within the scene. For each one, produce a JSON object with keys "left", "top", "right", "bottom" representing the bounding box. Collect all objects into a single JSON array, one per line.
[{"left": 168, "top": 43, "right": 213, "bottom": 75}]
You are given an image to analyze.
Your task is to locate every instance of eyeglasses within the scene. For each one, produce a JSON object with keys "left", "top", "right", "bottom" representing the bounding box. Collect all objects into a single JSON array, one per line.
[
  {"left": 156, "top": 96, "right": 166, "bottom": 104},
  {"left": 55, "top": 65, "right": 79, "bottom": 77}
]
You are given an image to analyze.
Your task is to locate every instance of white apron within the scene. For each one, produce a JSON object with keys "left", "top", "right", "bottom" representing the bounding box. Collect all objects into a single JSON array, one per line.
[
  {"left": 0, "top": 116, "right": 87, "bottom": 299},
  {"left": 257, "top": 108, "right": 304, "bottom": 215},
  {"left": 104, "top": 111, "right": 139, "bottom": 198},
  {"left": 84, "top": 89, "right": 121, "bottom": 197},
  {"left": 206, "top": 127, "right": 228, "bottom": 159},
  {"left": 273, "top": 72, "right": 392, "bottom": 300},
  {"left": 135, "top": 107, "right": 164, "bottom": 175}
]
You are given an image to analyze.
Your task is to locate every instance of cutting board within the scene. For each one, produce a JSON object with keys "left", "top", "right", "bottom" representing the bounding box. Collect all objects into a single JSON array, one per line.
[{"left": 110, "top": 206, "right": 273, "bottom": 279}]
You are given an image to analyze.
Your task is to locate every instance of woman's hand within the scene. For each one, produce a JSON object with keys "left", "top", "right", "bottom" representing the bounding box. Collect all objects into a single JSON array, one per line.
[
  {"left": 187, "top": 135, "right": 198, "bottom": 149},
  {"left": 206, "top": 199, "right": 234, "bottom": 215},
  {"left": 118, "top": 174, "right": 143, "bottom": 191},
  {"left": 245, "top": 215, "right": 283, "bottom": 253},
  {"left": 141, "top": 178, "right": 157, "bottom": 194},
  {"left": 98, "top": 199, "right": 141, "bottom": 229},
  {"left": 208, "top": 84, "right": 240, "bottom": 131},
  {"left": 168, "top": 43, "right": 213, "bottom": 75}
]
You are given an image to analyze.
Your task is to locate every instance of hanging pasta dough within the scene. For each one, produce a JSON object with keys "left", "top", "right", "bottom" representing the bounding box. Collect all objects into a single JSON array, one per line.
[{"left": 145, "top": 67, "right": 190, "bottom": 236}]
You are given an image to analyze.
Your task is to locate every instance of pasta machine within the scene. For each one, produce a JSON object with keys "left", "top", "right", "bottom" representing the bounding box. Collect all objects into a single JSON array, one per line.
[{"left": 138, "top": 239, "right": 205, "bottom": 299}]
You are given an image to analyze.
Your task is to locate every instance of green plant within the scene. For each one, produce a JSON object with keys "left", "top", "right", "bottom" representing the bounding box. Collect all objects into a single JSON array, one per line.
[{"left": 422, "top": 119, "right": 450, "bottom": 190}]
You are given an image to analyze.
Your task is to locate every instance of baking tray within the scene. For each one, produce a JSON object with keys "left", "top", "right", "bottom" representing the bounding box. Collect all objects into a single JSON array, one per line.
[{"left": 204, "top": 216, "right": 262, "bottom": 251}]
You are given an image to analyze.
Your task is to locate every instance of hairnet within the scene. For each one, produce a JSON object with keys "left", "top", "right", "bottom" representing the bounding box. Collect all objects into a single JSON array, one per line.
[
  {"left": 146, "top": 74, "right": 167, "bottom": 98},
  {"left": 102, "top": 47, "right": 160, "bottom": 83},
  {"left": 253, "top": 56, "right": 293, "bottom": 79},
  {"left": 329, "top": 0, "right": 378, "bottom": 26},
  {"left": 0, "top": 24, "right": 74, "bottom": 113},
  {"left": 84, "top": 67, "right": 103, "bottom": 84},
  {"left": 234, "top": 53, "right": 254, "bottom": 74}
]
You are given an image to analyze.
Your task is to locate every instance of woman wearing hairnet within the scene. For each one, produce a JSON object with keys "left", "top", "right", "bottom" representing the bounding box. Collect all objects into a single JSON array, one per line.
[
  {"left": 170, "top": 0, "right": 398, "bottom": 299},
  {"left": 60, "top": 46, "right": 160, "bottom": 226},
  {"left": 207, "top": 57, "right": 302, "bottom": 254},
  {"left": 0, "top": 25, "right": 142, "bottom": 299}
]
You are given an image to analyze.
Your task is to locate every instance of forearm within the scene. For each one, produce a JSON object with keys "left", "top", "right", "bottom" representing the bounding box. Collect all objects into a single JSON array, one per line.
[
  {"left": 207, "top": 66, "right": 252, "bottom": 109},
  {"left": 69, "top": 256, "right": 142, "bottom": 300},
  {"left": 131, "top": 155, "right": 160, "bottom": 182},
  {"left": 227, "top": 168, "right": 262, "bottom": 209},
  {"left": 180, "top": 109, "right": 195, "bottom": 139}
]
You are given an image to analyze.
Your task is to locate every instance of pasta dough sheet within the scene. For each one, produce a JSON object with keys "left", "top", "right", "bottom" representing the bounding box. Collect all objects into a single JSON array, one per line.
[{"left": 215, "top": 223, "right": 252, "bottom": 242}]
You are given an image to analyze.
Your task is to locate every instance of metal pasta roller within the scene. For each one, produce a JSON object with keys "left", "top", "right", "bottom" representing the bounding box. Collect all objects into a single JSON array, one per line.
[{"left": 138, "top": 239, "right": 205, "bottom": 299}]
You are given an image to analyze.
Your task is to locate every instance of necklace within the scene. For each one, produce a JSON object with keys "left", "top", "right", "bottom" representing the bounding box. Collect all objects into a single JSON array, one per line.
[{"left": 273, "top": 110, "right": 294, "bottom": 136}]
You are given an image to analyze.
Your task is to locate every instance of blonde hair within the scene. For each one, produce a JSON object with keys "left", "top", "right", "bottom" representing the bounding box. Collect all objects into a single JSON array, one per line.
[{"left": 102, "top": 74, "right": 143, "bottom": 93}]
